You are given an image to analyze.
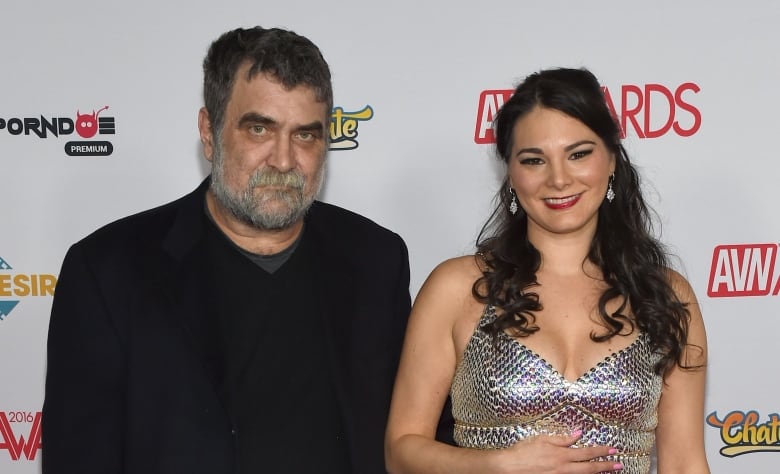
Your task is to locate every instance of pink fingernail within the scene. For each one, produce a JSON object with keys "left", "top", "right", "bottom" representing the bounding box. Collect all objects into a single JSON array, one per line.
[
  {"left": 613, "top": 463, "right": 624, "bottom": 470},
  {"left": 608, "top": 448, "right": 618, "bottom": 455},
  {"left": 571, "top": 429, "right": 582, "bottom": 436}
]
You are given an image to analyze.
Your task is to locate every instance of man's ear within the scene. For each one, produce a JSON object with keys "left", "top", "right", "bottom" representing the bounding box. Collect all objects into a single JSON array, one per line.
[{"left": 198, "top": 107, "right": 215, "bottom": 162}]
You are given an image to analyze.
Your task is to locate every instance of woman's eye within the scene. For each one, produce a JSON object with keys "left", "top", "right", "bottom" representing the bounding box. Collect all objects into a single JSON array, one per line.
[
  {"left": 519, "top": 157, "right": 544, "bottom": 165},
  {"left": 571, "top": 150, "right": 593, "bottom": 160}
]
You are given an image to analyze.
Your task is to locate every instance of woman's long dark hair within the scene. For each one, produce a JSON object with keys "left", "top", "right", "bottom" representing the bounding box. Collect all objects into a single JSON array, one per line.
[{"left": 473, "top": 67, "right": 691, "bottom": 376}]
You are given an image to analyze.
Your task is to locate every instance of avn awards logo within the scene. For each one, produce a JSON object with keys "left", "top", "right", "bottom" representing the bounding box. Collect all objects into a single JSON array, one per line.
[
  {"left": 0, "top": 411, "right": 41, "bottom": 461},
  {"left": 707, "top": 244, "right": 780, "bottom": 297},
  {"left": 707, "top": 410, "right": 780, "bottom": 457},
  {"left": 0, "top": 105, "right": 116, "bottom": 156},
  {"left": 474, "top": 82, "right": 701, "bottom": 144},
  {"left": 0, "top": 256, "right": 56, "bottom": 321},
  {"left": 329, "top": 105, "right": 373, "bottom": 150}
]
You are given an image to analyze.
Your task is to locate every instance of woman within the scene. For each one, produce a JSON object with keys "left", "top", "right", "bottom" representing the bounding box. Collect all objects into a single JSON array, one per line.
[{"left": 385, "top": 68, "right": 709, "bottom": 473}]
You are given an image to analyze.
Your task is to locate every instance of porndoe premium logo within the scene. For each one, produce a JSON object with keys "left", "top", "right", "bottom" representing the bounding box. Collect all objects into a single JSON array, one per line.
[
  {"left": 707, "top": 410, "right": 780, "bottom": 457},
  {"left": 0, "top": 411, "right": 41, "bottom": 461},
  {"left": 0, "top": 105, "right": 116, "bottom": 156},
  {"left": 474, "top": 82, "right": 701, "bottom": 144},
  {"left": 329, "top": 105, "right": 373, "bottom": 150},
  {"left": 0, "top": 256, "right": 57, "bottom": 321},
  {"left": 707, "top": 244, "right": 780, "bottom": 297}
]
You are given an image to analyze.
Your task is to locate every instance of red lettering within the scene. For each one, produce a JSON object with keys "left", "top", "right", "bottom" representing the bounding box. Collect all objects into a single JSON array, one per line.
[
  {"left": 708, "top": 244, "right": 777, "bottom": 297},
  {"left": 643, "top": 84, "right": 675, "bottom": 138},
  {"left": 621, "top": 85, "right": 645, "bottom": 139},
  {"left": 0, "top": 412, "right": 42, "bottom": 461},
  {"left": 475, "top": 82, "right": 700, "bottom": 144},
  {"left": 474, "top": 90, "right": 512, "bottom": 144},
  {"left": 673, "top": 82, "right": 702, "bottom": 137},
  {"left": 601, "top": 86, "right": 624, "bottom": 138}
]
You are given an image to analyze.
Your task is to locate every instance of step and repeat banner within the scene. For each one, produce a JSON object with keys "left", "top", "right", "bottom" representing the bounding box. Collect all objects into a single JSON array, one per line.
[{"left": 1, "top": 1, "right": 778, "bottom": 472}]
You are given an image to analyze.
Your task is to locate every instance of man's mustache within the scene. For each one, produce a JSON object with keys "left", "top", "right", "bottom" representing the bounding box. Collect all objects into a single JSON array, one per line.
[{"left": 249, "top": 169, "right": 305, "bottom": 189}]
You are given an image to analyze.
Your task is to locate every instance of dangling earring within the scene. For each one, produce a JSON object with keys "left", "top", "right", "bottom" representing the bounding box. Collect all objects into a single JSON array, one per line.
[
  {"left": 509, "top": 186, "right": 518, "bottom": 215},
  {"left": 606, "top": 173, "right": 615, "bottom": 203}
]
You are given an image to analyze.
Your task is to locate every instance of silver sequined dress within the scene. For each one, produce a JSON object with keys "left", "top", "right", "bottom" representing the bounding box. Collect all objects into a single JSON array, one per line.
[{"left": 451, "top": 306, "right": 663, "bottom": 473}]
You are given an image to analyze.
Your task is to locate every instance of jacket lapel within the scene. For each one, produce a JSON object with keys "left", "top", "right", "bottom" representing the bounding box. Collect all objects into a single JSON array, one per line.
[
  {"left": 305, "top": 215, "right": 356, "bottom": 382},
  {"left": 154, "top": 179, "right": 228, "bottom": 401},
  {"left": 302, "top": 205, "right": 364, "bottom": 466}
]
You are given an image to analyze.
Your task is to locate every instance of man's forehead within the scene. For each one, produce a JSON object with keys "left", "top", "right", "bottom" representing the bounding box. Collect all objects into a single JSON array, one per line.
[
  {"left": 236, "top": 62, "right": 306, "bottom": 94},
  {"left": 231, "top": 69, "right": 320, "bottom": 103}
]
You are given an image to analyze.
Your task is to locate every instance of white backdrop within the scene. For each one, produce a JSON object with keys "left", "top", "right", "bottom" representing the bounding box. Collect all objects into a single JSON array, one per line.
[{"left": 1, "top": 1, "right": 778, "bottom": 472}]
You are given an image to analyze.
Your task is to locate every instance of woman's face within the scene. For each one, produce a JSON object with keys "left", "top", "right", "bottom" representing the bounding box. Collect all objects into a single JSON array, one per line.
[{"left": 507, "top": 106, "right": 615, "bottom": 242}]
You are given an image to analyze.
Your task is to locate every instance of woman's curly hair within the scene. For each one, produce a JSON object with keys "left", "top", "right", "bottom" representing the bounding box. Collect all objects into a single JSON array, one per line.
[{"left": 473, "top": 67, "right": 693, "bottom": 376}]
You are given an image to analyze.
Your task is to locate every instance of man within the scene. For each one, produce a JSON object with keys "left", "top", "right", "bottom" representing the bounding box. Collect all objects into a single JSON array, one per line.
[{"left": 42, "top": 26, "right": 414, "bottom": 473}]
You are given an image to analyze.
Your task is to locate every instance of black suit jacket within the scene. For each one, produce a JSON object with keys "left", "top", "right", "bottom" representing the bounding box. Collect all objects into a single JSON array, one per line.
[{"left": 42, "top": 178, "right": 415, "bottom": 473}]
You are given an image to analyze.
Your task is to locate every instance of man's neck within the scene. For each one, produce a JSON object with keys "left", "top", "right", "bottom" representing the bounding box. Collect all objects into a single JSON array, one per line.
[{"left": 205, "top": 191, "right": 304, "bottom": 256}]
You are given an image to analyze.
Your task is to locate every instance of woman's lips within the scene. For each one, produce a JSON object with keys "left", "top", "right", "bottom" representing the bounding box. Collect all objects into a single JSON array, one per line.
[{"left": 543, "top": 194, "right": 581, "bottom": 210}]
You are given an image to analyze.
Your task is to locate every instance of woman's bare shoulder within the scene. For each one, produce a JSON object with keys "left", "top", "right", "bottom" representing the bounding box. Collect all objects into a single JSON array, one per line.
[
  {"left": 415, "top": 255, "right": 484, "bottom": 306},
  {"left": 427, "top": 255, "right": 484, "bottom": 286},
  {"left": 664, "top": 268, "right": 699, "bottom": 304}
]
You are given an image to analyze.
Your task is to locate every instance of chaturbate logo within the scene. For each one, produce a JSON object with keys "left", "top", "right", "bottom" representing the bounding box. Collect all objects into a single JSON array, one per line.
[
  {"left": 0, "top": 256, "right": 57, "bottom": 321},
  {"left": 329, "top": 105, "right": 373, "bottom": 150},
  {"left": 707, "top": 244, "right": 780, "bottom": 297},
  {"left": 0, "top": 105, "right": 116, "bottom": 156},
  {"left": 0, "top": 411, "right": 41, "bottom": 461},
  {"left": 707, "top": 411, "right": 780, "bottom": 457},
  {"left": 474, "top": 83, "right": 701, "bottom": 144}
]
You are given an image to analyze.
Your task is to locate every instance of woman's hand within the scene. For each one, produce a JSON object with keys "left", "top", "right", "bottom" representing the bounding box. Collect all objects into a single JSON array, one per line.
[{"left": 487, "top": 431, "right": 623, "bottom": 473}]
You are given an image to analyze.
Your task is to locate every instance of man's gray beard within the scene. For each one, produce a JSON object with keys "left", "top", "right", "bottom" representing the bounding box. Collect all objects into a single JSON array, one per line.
[{"left": 210, "top": 144, "right": 324, "bottom": 231}]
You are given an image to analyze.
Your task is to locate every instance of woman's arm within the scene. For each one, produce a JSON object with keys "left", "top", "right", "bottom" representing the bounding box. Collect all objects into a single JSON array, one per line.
[
  {"left": 385, "top": 257, "right": 620, "bottom": 474},
  {"left": 655, "top": 271, "right": 710, "bottom": 473}
]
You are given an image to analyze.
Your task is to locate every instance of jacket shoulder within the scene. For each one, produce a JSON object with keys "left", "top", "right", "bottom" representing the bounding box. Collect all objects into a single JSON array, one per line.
[
  {"left": 308, "top": 201, "right": 404, "bottom": 245},
  {"left": 72, "top": 181, "right": 206, "bottom": 258}
]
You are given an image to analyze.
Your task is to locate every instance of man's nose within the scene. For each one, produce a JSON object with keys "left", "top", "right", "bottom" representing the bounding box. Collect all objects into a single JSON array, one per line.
[{"left": 266, "top": 136, "right": 295, "bottom": 172}]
